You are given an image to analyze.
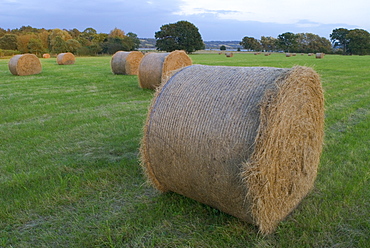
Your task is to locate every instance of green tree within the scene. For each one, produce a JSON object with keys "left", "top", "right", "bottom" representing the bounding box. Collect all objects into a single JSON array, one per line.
[
  {"left": 49, "top": 28, "right": 72, "bottom": 51},
  {"left": 276, "top": 32, "right": 298, "bottom": 52},
  {"left": 347, "top": 29, "right": 370, "bottom": 55},
  {"left": 220, "top": 45, "right": 226, "bottom": 51},
  {"left": 28, "top": 38, "right": 45, "bottom": 56},
  {"left": 127, "top": 32, "right": 140, "bottom": 50},
  {"left": 66, "top": 39, "right": 82, "bottom": 53},
  {"left": 80, "top": 27, "right": 97, "bottom": 42},
  {"left": 155, "top": 20, "right": 204, "bottom": 53},
  {"left": 52, "top": 36, "right": 68, "bottom": 53},
  {"left": 260, "top": 36, "right": 276, "bottom": 52},
  {"left": 0, "top": 34, "right": 18, "bottom": 50},
  {"left": 296, "top": 33, "right": 332, "bottom": 53},
  {"left": 330, "top": 28, "right": 350, "bottom": 54},
  {"left": 0, "top": 28, "right": 6, "bottom": 38},
  {"left": 240, "top": 36, "right": 261, "bottom": 51}
]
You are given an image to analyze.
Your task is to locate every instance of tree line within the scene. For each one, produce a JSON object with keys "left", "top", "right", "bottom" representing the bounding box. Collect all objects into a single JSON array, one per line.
[
  {"left": 240, "top": 28, "right": 370, "bottom": 55},
  {"left": 1, "top": 22, "right": 370, "bottom": 56},
  {"left": 0, "top": 26, "right": 140, "bottom": 56}
]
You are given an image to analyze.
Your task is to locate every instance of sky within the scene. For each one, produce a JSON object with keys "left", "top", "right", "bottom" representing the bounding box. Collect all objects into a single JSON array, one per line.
[{"left": 1, "top": 0, "right": 369, "bottom": 41}]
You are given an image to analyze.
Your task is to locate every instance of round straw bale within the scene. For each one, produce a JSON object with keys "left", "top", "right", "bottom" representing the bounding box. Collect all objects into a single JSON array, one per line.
[
  {"left": 140, "top": 65, "right": 324, "bottom": 234},
  {"left": 286, "top": 53, "right": 292, "bottom": 57},
  {"left": 225, "top": 52, "right": 234, "bottom": 57},
  {"left": 42, "top": 53, "right": 50, "bottom": 58},
  {"left": 316, "top": 53, "right": 324, "bottom": 59},
  {"left": 111, "top": 51, "right": 144, "bottom": 75},
  {"left": 138, "top": 50, "right": 192, "bottom": 90},
  {"left": 57, "top": 52, "right": 75, "bottom": 65},
  {"left": 8, "top": 54, "right": 42, "bottom": 76}
]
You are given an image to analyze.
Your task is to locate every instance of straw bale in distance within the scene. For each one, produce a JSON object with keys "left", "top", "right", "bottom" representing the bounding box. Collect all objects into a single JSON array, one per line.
[
  {"left": 57, "top": 52, "right": 75, "bottom": 65},
  {"left": 42, "top": 53, "right": 50, "bottom": 58},
  {"left": 225, "top": 52, "right": 234, "bottom": 57},
  {"left": 140, "top": 65, "right": 324, "bottom": 234},
  {"left": 316, "top": 53, "right": 324, "bottom": 59},
  {"left": 8, "top": 54, "right": 42, "bottom": 76},
  {"left": 138, "top": 50, "right": 192, "bottom": 90},
  {"left": 286, "top": 53, "right": 292, "bottom": 57},
  {"left": 111, "top": 51, "right": 144, "bottom": 75}
]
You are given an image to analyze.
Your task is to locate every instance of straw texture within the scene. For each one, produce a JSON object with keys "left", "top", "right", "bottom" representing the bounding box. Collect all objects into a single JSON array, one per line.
[
  {"left": 57, "top": 52, "right": 75, "bottom": 65},
  {"left": 316, "top": 53, "right": 325, "bottom": 59},
  {"left": 140, "top": 65, "right": 324, "bottom": 234},
  {"left": 138, "top": 50, "right": 192, "bottom": 89},
  {"left": 111, "top": 51, "right": 144, "bottom": 75},
  {"left": 8, "top": 54, "right": 42, "bottom": 76}
]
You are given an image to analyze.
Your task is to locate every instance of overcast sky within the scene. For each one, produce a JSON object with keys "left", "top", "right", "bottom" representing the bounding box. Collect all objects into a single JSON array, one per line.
[{"left": 1, "top": 0, "right": 369, "bottom": 41}]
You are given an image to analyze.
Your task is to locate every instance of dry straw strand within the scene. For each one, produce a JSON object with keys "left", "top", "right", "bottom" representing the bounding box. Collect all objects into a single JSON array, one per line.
[
  {"left": 111, "top": 51, "right": 144, "bottom": 75},
  {"left": 57, "top": 52, "right": 75, "bottom": 65},
  {"left": 138, "top": 50, "right": 192, "bottom": 90},
  {"left": 140, "top": 65, "right": 324, "bottom": 234},
  {"left": 8, "top": 54, "right": 42, "bottom": 76}
]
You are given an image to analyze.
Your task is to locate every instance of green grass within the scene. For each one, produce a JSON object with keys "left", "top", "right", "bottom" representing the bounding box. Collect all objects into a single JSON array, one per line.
[{"left": 0, "top": 53, "right": 369, "bottom": 247}]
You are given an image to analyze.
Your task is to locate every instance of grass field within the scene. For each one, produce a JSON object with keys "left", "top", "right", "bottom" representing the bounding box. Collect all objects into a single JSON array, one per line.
[{"left": 0, "top": 53, "right": 369, "bottom": 247}]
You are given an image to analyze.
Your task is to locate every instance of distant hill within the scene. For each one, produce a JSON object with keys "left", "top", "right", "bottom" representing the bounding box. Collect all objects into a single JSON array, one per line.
[{"left": 139, "top": 38, "right": 242, "bottom": 50}]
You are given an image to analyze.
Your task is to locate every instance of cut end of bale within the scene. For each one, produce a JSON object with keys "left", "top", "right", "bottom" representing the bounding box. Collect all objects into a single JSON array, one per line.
[
  {"left": 242, "top": 66, "right": 324, "bottom": 234},
  {"left": 111, "top": 51, "right": 144, "bottom": 75},
  {"left": 138, "top": 50, "right": 192, "bottom": 90},
  {"left": 57, "top": 52, "right": 75, "bottom": 65},
  {"left": 8, "top": 54, "right": 42, "bottom": 76},
  {"left": 140, "top": 65, "right": 324, "bottom": 235}
]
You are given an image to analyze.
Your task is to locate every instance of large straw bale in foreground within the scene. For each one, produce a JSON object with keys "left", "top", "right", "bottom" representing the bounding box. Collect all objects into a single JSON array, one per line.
[
  {"left": 138, "top": 50, "right": 192, "bottom": 89},
  {"left": 8, "top": 54, "right": 42, "bottom": 76},
  {"left": 57, "top": 52, "right": 75, "bottom": 65},
  {"left": 141, "top": 65, "right": 324, "bottom": 234},
  {"left": 111, "top": 51, "right": 144, "bottom": 75}
]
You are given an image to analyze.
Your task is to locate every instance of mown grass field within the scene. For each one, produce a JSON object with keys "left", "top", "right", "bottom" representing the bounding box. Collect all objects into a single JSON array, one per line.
[{"left": 0, "top": 53, "right": 369, "bottom": 247}]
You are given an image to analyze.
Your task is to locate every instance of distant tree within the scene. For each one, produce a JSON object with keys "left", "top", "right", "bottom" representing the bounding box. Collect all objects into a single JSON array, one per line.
[
  {"left": 101, "top": 37, "right": 126, "bottom": 54},
  {"left": 347, "top": 29, "right": 370, "bottom": 55},
  {"left": 18, "top": 25, "right": 39, "bottom": 34},
  {"left": 276, "top": 32, "right": 298, "bottom": 52},
  {"left": 220, "top": 45, "right": 226, "bottom": 50},
  {"left": 0, "top": 34, "right": 18, "bottom": 50},
  {"left": 38, "top": 30, "right": 50, "bottom": 52},
  {"left": 52, "top": 36, "right": 68, "bottom": 53},
  {"left": 66, "top": 39, "right": 82, "bottom": 53},
  {"left": 127, "top": 32, "right": 140, "bottom": 50},
  {"left": 80, "top": 27, "right": 97, "bottom": 42},
  {"left": 68, "top": 28, "right": 81, "bottom": 39},
  {"left": 330, "top": 28, "right": 350, "bottom": 54},
  {"left": 155, "top": 20, "right": 204, "bottom": 53},
  {"left": 0, "top": 28, "right": 6, "bottom": 38},
  {"left": 109, "top": 28, "right": 125, "bottom": 38},
  {"left": 28, "top": 38, "right": 45, "bottom": 56},
  {"left": 260, "top": 36, "right": 276, "bottom": 52},
  {"left": 49, "top": 29, "right": 72, "bottom": 51},
  {"left": 240, "top": 36, "right": 261, "bottom": 51},
  {"left": 17, "top": 34, "right": 38, "bottom": 53},
  {"left": 296, "top": 33, "right": 332, "bottom": 53}
]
